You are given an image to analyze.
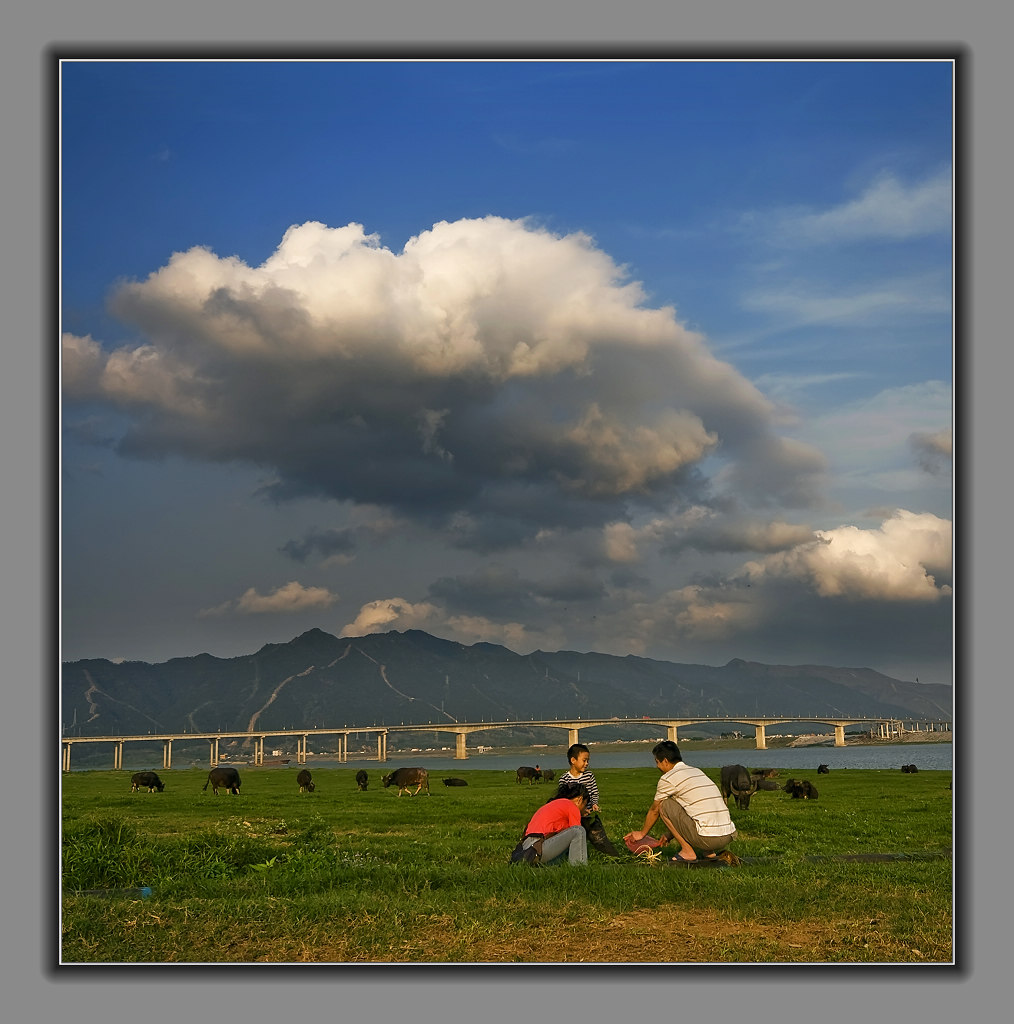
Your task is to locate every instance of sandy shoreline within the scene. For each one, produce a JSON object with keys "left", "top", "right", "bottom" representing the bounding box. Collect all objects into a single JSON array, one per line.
[{"left": 787, "top": 730, "right": 951, "bottom": 747}]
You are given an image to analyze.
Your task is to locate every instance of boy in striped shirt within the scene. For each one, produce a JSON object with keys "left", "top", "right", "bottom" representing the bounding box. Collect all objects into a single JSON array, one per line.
[
  {"left": 625, "top": 739, "right": 738, "bottom": 864},
  {"left": 556, "top": 742, "right": 621, "bottom": 857}
]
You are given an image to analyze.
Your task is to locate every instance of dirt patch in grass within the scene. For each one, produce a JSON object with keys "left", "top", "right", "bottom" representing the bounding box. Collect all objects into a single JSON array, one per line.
[
  {"left": 453, "top": 907, "right": 949, "bottom": 964},
  {"left": 62, "top": 901, "right": 952, "bottom": 964},
  {"left": 181, "top": 906, "right": 949, "bottom": 965}
]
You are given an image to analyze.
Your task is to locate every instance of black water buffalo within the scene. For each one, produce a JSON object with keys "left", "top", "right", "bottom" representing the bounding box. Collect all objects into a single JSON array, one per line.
[
  {"left": 901, "top": 764, "right": 919, "bottom": 773},
  {"left": 382, "top": 766, "right": 430, "bottom": 796},
  {"left": 296, "top": 769, "right": 315, "bottom": 793},
  {"left": 355, "top": 770, "right": 369, "bottom": 791},
  {"left": 817, "top": 764, "right": 830, "bottom": 774},
  {"left": 752, "top": 775, "right": 781, "bottom": 791},
  {"left": 442, "top": 777, "right": 468, "bottom": 786},
  {"left": 130, "top": 771, "right": 164, "bottom": 793},
  {"left": 720, "top": 764, "right": 758, "bottom": 810},
  {"left": 783, "top": 778, "right": 819, "bottom": 799},
  {"left": 203, "top": 765, "right": 241, "bottom": 795},
  {"left": 516, "top": 766, "right": 541, "bottom": 785},
  {"left": 540, "top": 769, "right": 556, "bottom": 782},
  {"left": 752, "top": 767, "right": 779, "bottom": 778}
]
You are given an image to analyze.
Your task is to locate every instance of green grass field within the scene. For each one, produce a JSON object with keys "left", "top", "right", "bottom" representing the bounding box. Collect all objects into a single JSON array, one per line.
[{"left": 61, "top": 764, "right": 953, "bottom": 964}]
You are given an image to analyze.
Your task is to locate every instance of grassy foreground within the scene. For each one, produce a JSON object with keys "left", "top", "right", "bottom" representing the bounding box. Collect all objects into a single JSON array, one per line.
[{"left": 61, "top": 764, "right": 953, "bottom": 964}]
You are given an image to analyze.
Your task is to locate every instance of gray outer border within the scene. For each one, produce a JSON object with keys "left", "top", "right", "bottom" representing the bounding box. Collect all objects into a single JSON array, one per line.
[{"left": 9, "top": 2, "right": 999, "bottom": 1018}]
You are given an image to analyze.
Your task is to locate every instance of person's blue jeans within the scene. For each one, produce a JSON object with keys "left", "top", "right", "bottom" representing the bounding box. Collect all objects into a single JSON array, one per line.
[{"left": 526, "top": 825, "right": 587, "bottom": 865}]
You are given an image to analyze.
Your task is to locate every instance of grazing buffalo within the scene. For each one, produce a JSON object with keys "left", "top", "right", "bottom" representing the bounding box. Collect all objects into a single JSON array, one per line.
[
  {"left": 720, "top": 764, "right": 758, "bottom": 810},
  {"left": 382, "top": 766, "right": 430, "bottom": 796},
  {"left": 901, "top": 764, "right": 919, "bottom": 773},
  {"left": 355, "top": 770, "right": 369, "bottom": 791},
  {"left": 540, "top": 769, "right": 556, "bottom": 782},
  {"left": 752, "top": 775, "right": 781, "bottom": 791},
  {"left": 296, "top": 769, "right": 315, "bottom": 793},
  {"left": 203, "top": 765, "right": 241, "bottom": 795},
  {"left": 516, "top": 766, "right": 541, "bottom": 785},
  {"left": 130, "top": 771, "right": 165, "bottom": 793},
  {"left": 783, "top": 778, "right": 819, "bottom": 800},
  {"left": 817, "top": 764, "right": 830, "bottom": 774},
  {"left": 442, "top": 777, "right": 468, "bottom": 786}
]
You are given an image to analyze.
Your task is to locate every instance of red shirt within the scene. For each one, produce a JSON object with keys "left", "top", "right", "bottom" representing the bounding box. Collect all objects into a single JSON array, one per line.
[{"left": 525, "top": 798, "right": 581, "bottom": 836}]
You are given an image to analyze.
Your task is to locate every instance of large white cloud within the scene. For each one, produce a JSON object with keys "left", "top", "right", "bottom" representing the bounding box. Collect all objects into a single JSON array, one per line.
[
  {"left": 738, "top": 509, "right": 951, "bottom": 601},
  {"left": 63, "top": 217, "right": 826, "bottom": 542}
]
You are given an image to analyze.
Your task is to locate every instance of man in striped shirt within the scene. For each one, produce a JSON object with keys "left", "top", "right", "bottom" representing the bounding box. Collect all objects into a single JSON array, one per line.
[{"left": 625, "top": 740, "right": 738, "bottom": 864}]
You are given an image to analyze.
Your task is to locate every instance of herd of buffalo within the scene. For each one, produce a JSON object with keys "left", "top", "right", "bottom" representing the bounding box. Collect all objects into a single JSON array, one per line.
[
  {"left": 128, "top": 760, "right": 923, "bottom": 805},
  {"left": 129, "top": 764, "right": 467, "bottom": 797}
]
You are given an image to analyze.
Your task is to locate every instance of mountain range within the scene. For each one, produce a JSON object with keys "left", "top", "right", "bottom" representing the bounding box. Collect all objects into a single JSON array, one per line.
[{"left": 60, "top": 628, "right": 953, "bottom": 743}]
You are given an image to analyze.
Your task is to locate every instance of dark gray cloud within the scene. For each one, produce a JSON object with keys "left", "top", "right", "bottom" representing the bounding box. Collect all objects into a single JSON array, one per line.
[
  {"left": 909, "top": 428, "right": 952, "bottom": 475},
  {"left": 687, "top": 578, "right": 953, "bottom": 684},
  {"left": 63, "top": 415, "right": 119, "bottom": 449},
  {"left": 280, "top": 527, "right": 358, "bottom": 564},
  {"left": 333, "top": 509, "right": 952, "bottom": 683},
  {"left": 598, "top": 509, "right": 952, "bottom": 678},
  {"left": 427, "top": 564, "right": 605, "bottom": 622},
  {"left": 659, "top": 517, "right": 816, "bottom": 557}
]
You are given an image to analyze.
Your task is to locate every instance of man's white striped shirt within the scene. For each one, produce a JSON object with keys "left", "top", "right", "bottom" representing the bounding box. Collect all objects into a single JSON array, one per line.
[{"left": 654, "top": 762, "right": 736, "bottom": 837}]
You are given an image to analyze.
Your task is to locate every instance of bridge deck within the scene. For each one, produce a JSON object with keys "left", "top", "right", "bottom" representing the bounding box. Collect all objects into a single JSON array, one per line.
[{"left": 62, "top": 715, "right": 948, "bottom": 768}]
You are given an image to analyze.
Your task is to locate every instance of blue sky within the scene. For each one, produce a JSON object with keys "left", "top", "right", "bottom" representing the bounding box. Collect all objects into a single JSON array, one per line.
[{"left": 60, "top": 58, "right": 953, "bottom": 682}]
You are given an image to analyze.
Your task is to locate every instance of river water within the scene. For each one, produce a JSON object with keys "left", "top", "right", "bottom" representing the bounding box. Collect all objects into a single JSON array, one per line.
[
  {"left": 67, "top": 741, "right": 952, "bottom": 774},
  {"left": 295, "top": 742, "right": 953, "bottom": 773}
]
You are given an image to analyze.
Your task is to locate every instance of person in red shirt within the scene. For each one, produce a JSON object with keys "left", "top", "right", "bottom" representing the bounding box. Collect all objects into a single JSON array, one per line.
[{"left": 517, "top": 782, "right": 590, "bottom": 866}]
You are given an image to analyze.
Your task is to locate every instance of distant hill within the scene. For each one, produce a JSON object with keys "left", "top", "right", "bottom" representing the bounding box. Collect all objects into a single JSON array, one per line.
[{"left": 60, "top": 628, "right": 953, "bottom": 742}]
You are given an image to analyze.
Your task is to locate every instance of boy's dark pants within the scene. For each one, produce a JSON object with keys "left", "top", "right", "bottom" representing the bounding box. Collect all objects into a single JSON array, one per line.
[{"left": 583, "top": 813, "right": 621, "bottom": 856}]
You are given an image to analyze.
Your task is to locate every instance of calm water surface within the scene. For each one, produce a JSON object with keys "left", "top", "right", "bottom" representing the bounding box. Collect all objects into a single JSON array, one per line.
[
  {"left": 297, "top": 742, "right": 953, "bottom": 773},
  {"left": 70, "top": 741, "right": 952, "bottom": 774}
]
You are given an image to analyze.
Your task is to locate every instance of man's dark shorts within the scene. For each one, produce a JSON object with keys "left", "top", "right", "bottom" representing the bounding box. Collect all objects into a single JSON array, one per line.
[{"left": 659, "top": 797, "right": 737, "bottom": 854}]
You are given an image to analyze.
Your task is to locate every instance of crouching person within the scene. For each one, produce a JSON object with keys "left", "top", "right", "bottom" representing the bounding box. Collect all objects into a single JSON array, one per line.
[
  {"left": 625, "top": 740, "right": 739, "bottom": 865},
  {"left": 510, "top": 782, "right": 590, "bottom": 866}
]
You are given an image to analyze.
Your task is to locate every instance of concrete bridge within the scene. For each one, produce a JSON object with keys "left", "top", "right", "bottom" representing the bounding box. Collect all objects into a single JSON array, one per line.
[
  {"left": 60, "top": 726, "right": 384, "bottom": 772},
  {"left": 60, "top": 715, "right": 950, "bottom": 770}
]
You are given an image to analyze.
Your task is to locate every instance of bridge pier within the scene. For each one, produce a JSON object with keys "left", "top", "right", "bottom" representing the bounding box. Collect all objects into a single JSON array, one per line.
[
  {"left": 569, "top": 728, "right": 579, "bottom": 746},
  {"left": 668, "top": 725, "right": 678, "bottom": 743},
  {"left": 163, "top": 738, "right": 172, "bottom": 769},
  {"left": 834, "top": 725, "right": 846, "bottom": 747},
  {"left": 378, "top": 733, "right": 387, "bottom": 762},
  {"left": 63, "top": 743, "right": 71, "bottom": 772},
  {"left": 209, "top": 737, "right": 219, "bottom": 766},
  {"left": 455, "top": 733, "right": 468, "bottom": 759},
  {"left": 754, "top": 724, "right": 767, "bottom": 750}
]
